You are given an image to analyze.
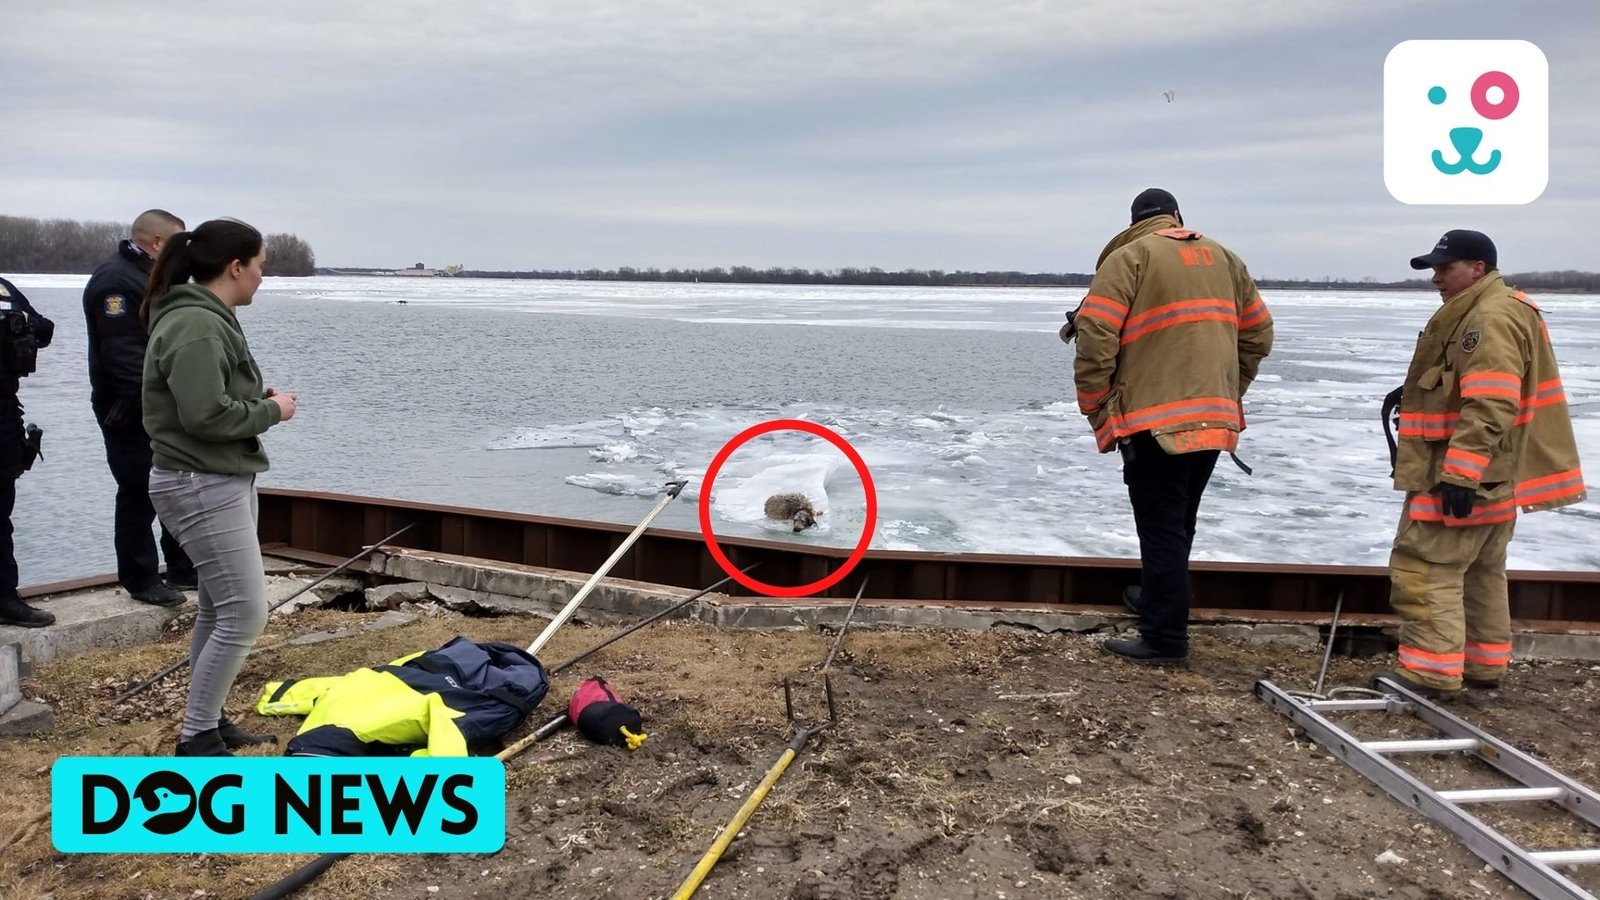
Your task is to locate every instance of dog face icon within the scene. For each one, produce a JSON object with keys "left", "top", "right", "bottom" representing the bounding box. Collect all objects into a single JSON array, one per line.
[{"left": 1384, "top": 40, "right": 1547, "bottom": 205}]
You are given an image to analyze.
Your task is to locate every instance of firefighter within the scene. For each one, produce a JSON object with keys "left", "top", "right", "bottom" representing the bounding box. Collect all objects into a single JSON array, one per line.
[
  {"left": 1384, "top": 230, "right": 1586, "bottom": 696},
  {"left": 1073, "top": 188, "right": 1274, "bottom": 665}
]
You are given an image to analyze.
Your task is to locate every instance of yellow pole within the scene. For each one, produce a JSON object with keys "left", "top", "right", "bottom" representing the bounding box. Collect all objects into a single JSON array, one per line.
[{"left": 671, "top": 736, "right": 806, "bottom": 900}]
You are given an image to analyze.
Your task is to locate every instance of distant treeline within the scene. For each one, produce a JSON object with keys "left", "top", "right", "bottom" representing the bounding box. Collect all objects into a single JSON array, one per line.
[
  {"left": 453, "top": 266, "right": 1095, "bottom": 287},
  {"left": 0, "top": 215, "right": 317, "bottom": 276},
  {"left": 324, "top": 264, "right": 1600, "bottom": 293}
]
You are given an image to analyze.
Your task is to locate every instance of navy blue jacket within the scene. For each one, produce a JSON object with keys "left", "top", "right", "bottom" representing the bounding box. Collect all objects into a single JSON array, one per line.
[{"left": 82, "top": 241, "right": 154, "bottom": 422}]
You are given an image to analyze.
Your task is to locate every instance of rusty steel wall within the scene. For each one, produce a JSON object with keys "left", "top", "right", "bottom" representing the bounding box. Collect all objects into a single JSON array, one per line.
[{"left": 254, "top": 488, "right": 1600, "bottom": 624}]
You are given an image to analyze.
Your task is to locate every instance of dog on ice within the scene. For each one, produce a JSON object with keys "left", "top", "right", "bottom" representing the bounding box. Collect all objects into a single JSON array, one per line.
[{"left": 764, "top": 492, "right": 823, "bottom": 532}]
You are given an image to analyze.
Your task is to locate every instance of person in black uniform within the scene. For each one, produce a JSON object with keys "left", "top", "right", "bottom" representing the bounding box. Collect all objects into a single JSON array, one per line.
[
  {"left": 82, "top": 210, "right": 195, "bottom": 606},
  {"left": 0, "top": 276, "right": 55, "bottom": 627}
]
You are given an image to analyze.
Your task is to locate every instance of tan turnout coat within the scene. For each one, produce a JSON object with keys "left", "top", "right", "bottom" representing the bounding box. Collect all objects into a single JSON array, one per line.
[
  {"left": 1394, "top": 272, "right": 1586, "bottom": 525},
  {"left": 1073, "top": 215, "right": 1274, "bottom": 453}
]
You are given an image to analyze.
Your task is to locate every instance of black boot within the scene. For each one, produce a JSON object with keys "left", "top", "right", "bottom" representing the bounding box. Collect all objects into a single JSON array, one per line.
[
  {"left": 217, "top": 715, "right": 277, "bottom": 749},
  {"left": 1102, "top": 636, "right": 1188, "bottom": 666},
  {"left": 164, "top": 572, "right": 199, "bottom": 592},
  {"left": 1371, "top": 670, "right": 1460, "bottom": 701},
  {"left": 176, "top": 728, "right": 233, "bottom": 757},
  {"left": 129, "top": 583, "right": 187, "bottom": 606},
  {"left": 0, "top": 595, "right": 55, "bottom": 628}
]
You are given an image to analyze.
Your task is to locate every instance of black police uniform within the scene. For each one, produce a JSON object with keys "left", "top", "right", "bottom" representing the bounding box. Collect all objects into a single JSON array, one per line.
[
  {"left": 82, "top": 241, "right": 195, "bottom": 597},
  {"left": 0, "top": 276, "right": 55, "bottom": 627}
]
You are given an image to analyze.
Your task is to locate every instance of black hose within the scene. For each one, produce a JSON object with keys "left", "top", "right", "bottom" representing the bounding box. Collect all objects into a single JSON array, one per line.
[{"left": 1382, "top": 385, "right": 1404, "bottom": 477}]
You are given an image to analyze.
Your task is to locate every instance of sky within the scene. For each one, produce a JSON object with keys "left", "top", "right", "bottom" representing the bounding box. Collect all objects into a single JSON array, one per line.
[{"left": 3, "top": 1, "right": 1597, "bottom": 280}]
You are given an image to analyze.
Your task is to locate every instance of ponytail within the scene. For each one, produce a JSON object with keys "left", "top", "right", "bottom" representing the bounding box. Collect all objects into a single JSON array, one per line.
[
  {"left": 142, "top": 231, "right": 195, "bottom": 328},
  {"left": 140, "top": 219, "right": 263, "bottom": 329}
]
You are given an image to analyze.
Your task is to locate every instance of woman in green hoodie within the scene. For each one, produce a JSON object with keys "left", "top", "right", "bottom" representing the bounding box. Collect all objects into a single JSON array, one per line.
[{"left": 141, "top": 218, "right": 297, "bottom": 756}]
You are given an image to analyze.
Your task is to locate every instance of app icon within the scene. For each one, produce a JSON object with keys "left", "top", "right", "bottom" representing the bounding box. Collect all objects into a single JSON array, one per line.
[{"left": 1384, "top": 40, "right": 1548, "bottom": 204}]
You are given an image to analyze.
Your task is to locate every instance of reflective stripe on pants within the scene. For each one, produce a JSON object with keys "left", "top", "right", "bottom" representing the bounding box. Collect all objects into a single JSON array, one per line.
[{"left": 1388, "top": 494, "right": 1516, "bottom": 690}]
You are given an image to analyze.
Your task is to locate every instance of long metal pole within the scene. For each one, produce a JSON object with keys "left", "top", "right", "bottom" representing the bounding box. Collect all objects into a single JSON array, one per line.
[
  {"left": 820, "top": 573, "right": 869, "bottom": 675},
  {"left": 113, "top": 521, "right": 419, "bottom": 707},
  {"left": 526, "top": 481, "right": 686, "bottom": 657},
  {"left": 1313, "top": 590, "right": 1344, "bottom": 697},
  {"left": 671, "top": 725, "right": 826, "bottom": 900}
]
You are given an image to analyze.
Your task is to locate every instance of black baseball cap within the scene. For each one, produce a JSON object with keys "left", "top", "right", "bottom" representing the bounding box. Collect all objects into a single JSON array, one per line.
[
  {"left": 1130, "top": 188, "right": 1179, "bottom": 223},
  {"left": 1409, "top": 229, "right": 1497, "bottom": 270}
]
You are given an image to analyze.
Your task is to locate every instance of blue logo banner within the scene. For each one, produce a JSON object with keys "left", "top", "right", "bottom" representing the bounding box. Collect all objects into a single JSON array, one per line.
[{"left": 51, "top": 757, "right": 505, "bottom": 854}]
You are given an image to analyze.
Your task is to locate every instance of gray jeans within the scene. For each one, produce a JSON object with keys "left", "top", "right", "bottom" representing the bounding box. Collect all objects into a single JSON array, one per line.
[{"left": 148, "top": 467, "right": 267, "bottom": 739}]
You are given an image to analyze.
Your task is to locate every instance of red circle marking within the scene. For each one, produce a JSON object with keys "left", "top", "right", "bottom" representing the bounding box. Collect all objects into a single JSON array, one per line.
[
  {"left": 1471, "top": 70, "right": 1519, "bottom": 120},
  {"left": 697, "top": 419, "right": 877, "bottom": 598}
]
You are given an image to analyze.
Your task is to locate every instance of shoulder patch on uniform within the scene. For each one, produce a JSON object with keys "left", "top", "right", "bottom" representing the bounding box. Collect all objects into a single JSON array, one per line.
[
  {"left": 0, "top": 283, "right": 10, "bottom": 298},
  {"left": 1460, "top": 330, "right": 1480, "bottom": 353},
  {"left": 104, "top": 294, "right": 127, "bottom": 317}
]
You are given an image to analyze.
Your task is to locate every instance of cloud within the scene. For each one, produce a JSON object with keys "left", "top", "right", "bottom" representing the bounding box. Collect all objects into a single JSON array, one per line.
[{"left": 1, "top": 0, "right": 1595, "bottom": 275}]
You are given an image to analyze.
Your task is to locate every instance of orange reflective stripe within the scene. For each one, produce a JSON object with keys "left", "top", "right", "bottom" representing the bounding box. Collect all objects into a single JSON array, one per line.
[
  {"left": 1442, "top": 447, "right": 1489, "bottom": 479},
  {"left": 1121, "top": 299, "right": 1237, "bottom": 345},
  {"left": 1398, "top": 646, "right": 1465, "bottom": 677},
  {"left": 1078, "top": 295, "right": 1128, "bottom": 329},
  {"left": 1514, "top": 468, "right": 1586, "bottom": 507},
  {"left": 1399, "top": 411, "right": 1459, "bottom": 439},
  {"left": 1464, "top": 641, "right": 1512, "bottom": 666},
  {"left": 1093, "top": 417, "right": 1118, "bottom": 451},
  {"left": 1165, "top": 428, "right": 1238, "bottom": 453},
  {"left": 1529, "top": 379, "right": 1566, "bottom": 407},
  {"left": 1092, "top": 397, "right": 1243, "bottom": 451},
  {"left": 1119, "top": 397, "right": 1241, "bottom": 433},
  {"left": 1460, "top": 371, "right": 1522, "bottom": 400},
  {"left": 1238, "top": 296, "right": 1269, "bottom": 330},
  {"left": 1408, "top": 495, "right": 1517, "bottom": 526},
  {"left": 1514, "top": 383, "right": 1567, "bottom": 426},
  {"left": 1154, "top": 227, "right": 1197, "bottom": 239},
  {"left": 1400, "top": 378, "right": 1564, "bottom": 436},
  {"left": 1077, "top": 386, "right": 1110, "bottom": 413}
]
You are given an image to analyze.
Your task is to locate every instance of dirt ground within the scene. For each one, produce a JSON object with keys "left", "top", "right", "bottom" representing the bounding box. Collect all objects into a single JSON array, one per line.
[{"left": 3, "top": 602, "right": 1598, "bottom": 900}]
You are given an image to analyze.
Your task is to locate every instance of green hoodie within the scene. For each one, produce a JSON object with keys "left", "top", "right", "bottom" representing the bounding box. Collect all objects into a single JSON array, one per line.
[{"left": 142, "top": 284, "right": 282, "bottom": 474}]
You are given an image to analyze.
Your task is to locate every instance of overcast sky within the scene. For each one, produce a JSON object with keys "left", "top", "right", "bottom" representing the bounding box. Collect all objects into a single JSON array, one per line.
[{"left": 3, "top": 1, "right": 1596, "bottom": 279}]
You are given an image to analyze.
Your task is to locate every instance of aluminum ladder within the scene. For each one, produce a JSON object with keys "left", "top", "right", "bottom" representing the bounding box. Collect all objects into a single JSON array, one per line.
[{"left": 1257, "top": 675, "right": 1600, "bottom": 900}]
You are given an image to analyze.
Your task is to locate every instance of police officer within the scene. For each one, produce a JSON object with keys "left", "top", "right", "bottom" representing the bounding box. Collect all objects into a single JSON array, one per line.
[
  {"left": 83, "top": 210, "right": 194, "bottom": 606},
  {"left": 0, "top": 275, "right": 55, "bottom": 627}
]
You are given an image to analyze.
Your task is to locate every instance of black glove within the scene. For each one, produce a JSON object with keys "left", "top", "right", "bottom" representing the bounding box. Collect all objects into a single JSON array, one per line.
[
  {"left": 1434, "top": 482, "right": 1476, "bottom": 519},
  {"left": 103, "top": 395, "right": 139, "bottom": 428}
]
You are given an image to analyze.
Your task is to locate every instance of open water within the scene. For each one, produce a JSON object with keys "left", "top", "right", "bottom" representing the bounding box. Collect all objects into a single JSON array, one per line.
[{"left": 8, "top": 274, "right": 1599, "bottom": 585}]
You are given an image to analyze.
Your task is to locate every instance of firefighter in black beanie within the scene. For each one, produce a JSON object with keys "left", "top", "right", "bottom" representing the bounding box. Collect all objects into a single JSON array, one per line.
[{"left": 0, "top": 275, "right": 55, "bottom": 627}]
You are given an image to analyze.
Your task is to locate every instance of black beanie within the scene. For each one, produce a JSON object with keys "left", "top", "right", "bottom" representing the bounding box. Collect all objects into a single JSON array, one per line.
[{"left": 1131, "top": 188, "right": 1179, "bottom": 223}]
